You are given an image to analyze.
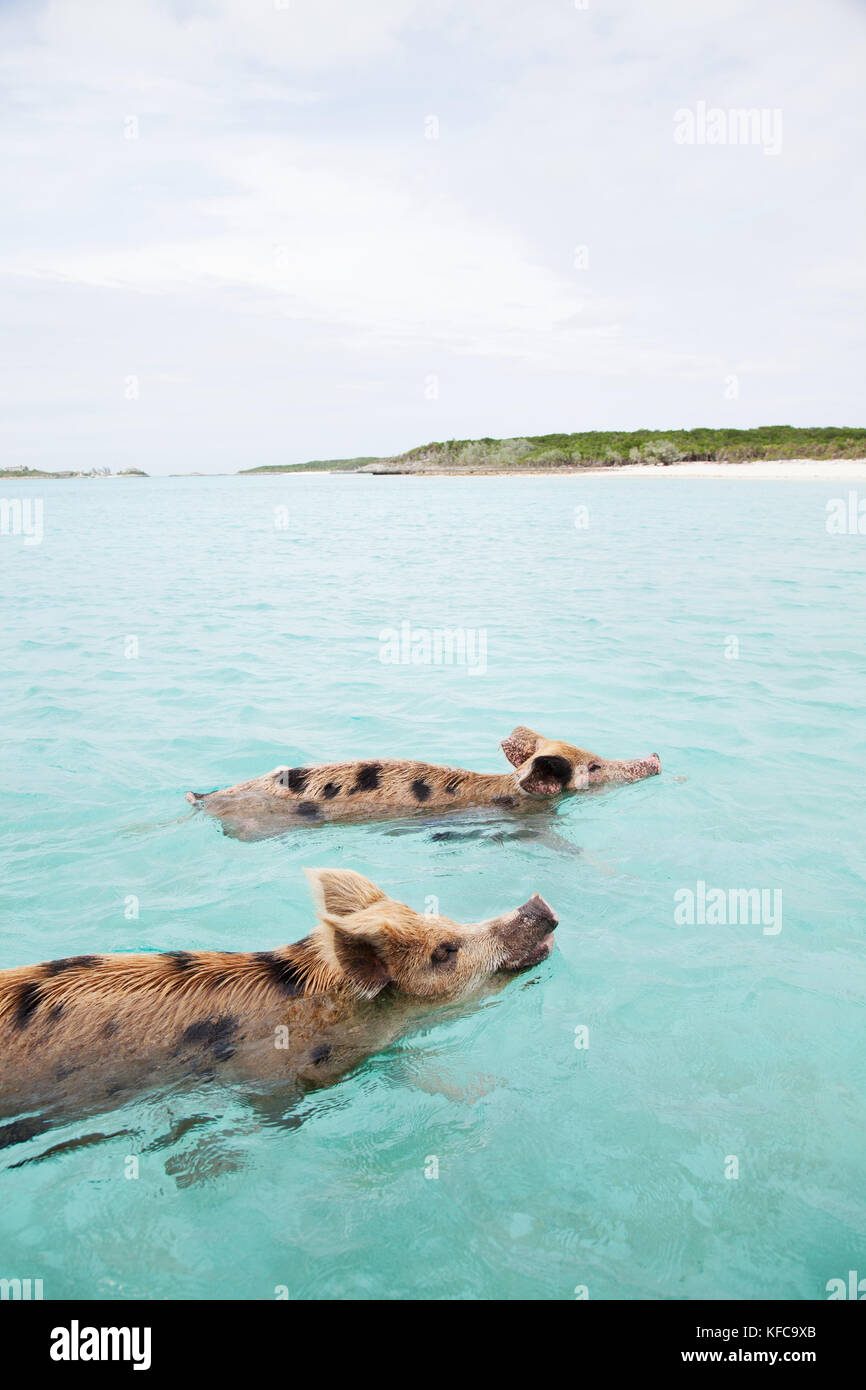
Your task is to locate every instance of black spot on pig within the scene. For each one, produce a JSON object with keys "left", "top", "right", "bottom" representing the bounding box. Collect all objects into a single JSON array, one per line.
[
  {"left": 412, "top": 779, "right": 431, "bottom": 802},
  {"left": 350, "top": 764, "right": 381, "bottom": 793},
  {"left": 13, "top": 981, "right": 44, "bottom": 1030},
  {"left": 255, "top": 951, "right": 306, "bottom": 997},
  {"left": 177, "top": 1015, "right": 240, "bottom": 1063},
  {"left": 42, "top": 955, "right": 98, "bottom": 977},
  {"left": 163, "top": 950, "right": 194, "bottom": 972}
]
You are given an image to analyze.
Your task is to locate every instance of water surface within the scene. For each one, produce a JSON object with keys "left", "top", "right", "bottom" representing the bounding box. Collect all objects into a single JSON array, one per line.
[{"left": 1, "top": 475, "right": 864, "bottom": 1299}]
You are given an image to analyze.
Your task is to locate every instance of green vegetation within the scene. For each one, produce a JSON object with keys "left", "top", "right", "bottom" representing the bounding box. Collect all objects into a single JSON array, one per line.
[
  {"left": 377, "top": 426, "right": 866, "bottom": 472},
  {"left": 0, "top": 466, "right": 149, "bottom": 478},
  {"left": 236, "top": 427, "right": 866, "bottom": 474}
]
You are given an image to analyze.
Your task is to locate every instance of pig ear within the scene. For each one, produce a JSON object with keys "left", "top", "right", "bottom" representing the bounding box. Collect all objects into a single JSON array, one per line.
[
  {"left": 306, "top": 869, "right": 392, "bottom": 997},
  {"left": 500, "top": 726, "right": 543, "bottom": 768},
  {"left": 329, "top": 922, "right": 392, "bottom": 998},
  {"left": 303, "top": 867, "right": 386, "bottom": 920}
]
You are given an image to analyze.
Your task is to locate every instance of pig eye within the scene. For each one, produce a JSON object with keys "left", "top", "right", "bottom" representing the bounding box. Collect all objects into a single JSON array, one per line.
[
  {"left": 430, "top": 942, "right": 459, "bottom": 965},
  {"left": 588, "top": 763, "right": 601, "bottom": 773}
]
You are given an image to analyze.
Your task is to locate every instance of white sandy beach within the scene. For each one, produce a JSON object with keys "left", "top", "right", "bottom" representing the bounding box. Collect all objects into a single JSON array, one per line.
[
  {"left": 361, "top": 458, "right": 866, "bottom": 479},
  {"left": 611, "top": 459, "right": 866, "bottom": 480}
]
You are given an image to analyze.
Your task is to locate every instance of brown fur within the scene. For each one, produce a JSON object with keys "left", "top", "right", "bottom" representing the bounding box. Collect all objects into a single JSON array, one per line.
[
  {"left": 186, "top": 727, "right": 661, "bottom": 839},
  {"left": 0, "top": 869, "right": 558, "bottom": 1123}
]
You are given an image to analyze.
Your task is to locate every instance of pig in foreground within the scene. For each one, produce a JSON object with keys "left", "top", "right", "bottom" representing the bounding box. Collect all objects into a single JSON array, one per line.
[
  {"left": 186, "top": 725, "right": 661, "bottom": 839},
  {"left": 0, "top": 869, "right": 558, "bottom": 1133}
]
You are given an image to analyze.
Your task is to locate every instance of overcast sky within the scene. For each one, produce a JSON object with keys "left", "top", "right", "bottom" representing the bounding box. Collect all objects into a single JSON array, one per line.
[{"left": 1, "top": 0, "right": 864, "bottom": 474}]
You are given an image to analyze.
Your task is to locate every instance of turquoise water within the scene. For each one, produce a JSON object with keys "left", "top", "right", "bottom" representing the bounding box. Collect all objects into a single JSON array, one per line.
[{"left": 1, "top": 475, "right": 864, "bottom": 1301}]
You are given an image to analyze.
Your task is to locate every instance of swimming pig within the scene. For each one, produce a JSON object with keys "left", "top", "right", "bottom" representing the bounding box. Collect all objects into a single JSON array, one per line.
[
  {"left": 0, "top": 869, "right": 558, "bottom": 1130},
  {"left": 186, "top": 726, "right": 661, "bottom": 839}
]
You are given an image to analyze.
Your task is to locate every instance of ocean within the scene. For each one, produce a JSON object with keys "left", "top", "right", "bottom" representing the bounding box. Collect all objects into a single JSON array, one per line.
[{"left": 1, "top": 473, "right": 863, "bottom": 1299}]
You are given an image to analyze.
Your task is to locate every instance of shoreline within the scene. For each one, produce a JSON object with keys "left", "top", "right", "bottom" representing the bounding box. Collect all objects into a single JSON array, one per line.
[
  {"left": 3, "top": 459, "right": 866, "bottom": 482},
  {"left": 350, "top": 459, "right": 866, "bottom": 480}
]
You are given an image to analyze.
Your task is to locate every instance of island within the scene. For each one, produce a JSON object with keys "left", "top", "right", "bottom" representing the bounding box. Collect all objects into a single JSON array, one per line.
[
  {"left": 0, "top": 467, "right": 148, "bottom": 479},
  {"left": 238, "top": 427, "right": 866, "bottom": 475}
]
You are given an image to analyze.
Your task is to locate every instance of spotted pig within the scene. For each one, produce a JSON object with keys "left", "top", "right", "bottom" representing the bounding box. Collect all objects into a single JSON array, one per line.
[
  {"left": 186, "top": 725, "right": 661, "bottom": 838},
  {"left": 0, "top": 869, "right": 558, "bottom": 1128}
]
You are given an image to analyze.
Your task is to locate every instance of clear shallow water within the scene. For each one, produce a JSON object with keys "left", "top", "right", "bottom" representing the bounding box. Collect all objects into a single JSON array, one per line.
[{"left": 1, "top": 474, "right": 864, "bottom": 1301}]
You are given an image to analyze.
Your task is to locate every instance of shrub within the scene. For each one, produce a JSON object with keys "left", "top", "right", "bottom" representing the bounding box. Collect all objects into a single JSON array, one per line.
[
  {"left": 626, "top": 439, "right": 684, "bottom": 466},
  {"left": 458, "top": 440, "right": 493, "bottom": 467},
  {"left": 532, "top": 448, "right": 573, "bottom": 467},
  {"left": 648, "top": 439, "right": 684, "bottom": 465},
  {"left": 495, "top": 437, "right": 533, "bottom": 465}
]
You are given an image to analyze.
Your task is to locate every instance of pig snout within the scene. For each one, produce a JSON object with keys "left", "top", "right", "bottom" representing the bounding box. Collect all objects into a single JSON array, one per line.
[
  {"left": 604, "top": 753, "right": 661, "bottom": 783},
  {"left": 497, "top": 893, "right": 559, "bottom": 972},
  {"left": 517, "top": 893, "right": 559, "bottom": 930}
]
